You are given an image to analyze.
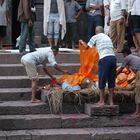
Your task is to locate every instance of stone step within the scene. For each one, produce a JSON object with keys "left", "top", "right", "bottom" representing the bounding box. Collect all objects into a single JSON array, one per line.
[
  {"left": 90, "top": 126, "right": 140, "bottom": 140},
  {"left": 0, "top": 52, "right": 80, "bottom": 64},
  {"left": 0, "top": 101, "right": 50, "bottom": 115},
  {"left": 1, "top": 112, "right": 140, "bottom": 130},
  {"left": 85, "top": 103, "right": 119, "bottom": 116},
  {"left": 0, "top": 63, "right": 80, "bottom": 76},
  {"left": 0, "top": 63, "right": 122, "bottom": 77},
  {"left": 0, "top": 88, "right": 31, "bottom": 101},
  {"left": 1, "top": 127, "right": 140, "bottom": 140},
  {"left": 0, "top": 114, "right": 62, "bottom": 130},
  {"left": 0, "top": 75, "right": 59, "bottom": 88},
  {"left": 0, "top": 50, "right": 133, "bottom": 64},
  {"left": 0, "top": 101, "right": 85, "bottom": 115},
  {"left": 0, "top": 114, "right": 91, "bottom": 130}
]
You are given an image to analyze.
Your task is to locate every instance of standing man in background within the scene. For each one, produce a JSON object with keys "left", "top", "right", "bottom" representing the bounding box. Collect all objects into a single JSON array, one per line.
[
  {"left": 64, "top": 0, "right": 82, "bottom": 49},
  {"left": 86, "top": 0, "right": 103, "bottom": 41},
  {"left": 108, "top": 0, "right": 127, "bottom": 53},
  {"left": 43, "top": 0, "right": 66, "bottom": 47},
  {"left": 18, "top": 0, "right": 36, "bottom": 53}
]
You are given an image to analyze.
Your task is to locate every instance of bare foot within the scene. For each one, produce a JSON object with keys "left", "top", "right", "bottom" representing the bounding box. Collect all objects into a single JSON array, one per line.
[
  {"left": 132, "top": 48, "right": 140, "bottom": 53},
  {"left": 43, "top": 84, "right": 51, "bottom": 90},
  {"left": 31, "top": 99, "right": 41, "bottom": 103},
  {"left": 109, "top": 102, "right": 114, "bottom": 106},
  {"left": 131, "top": 112, "right": 140, "bottom": 118},
  {"left": 95, "top": 101, "right": 105, "bottom": 106}
]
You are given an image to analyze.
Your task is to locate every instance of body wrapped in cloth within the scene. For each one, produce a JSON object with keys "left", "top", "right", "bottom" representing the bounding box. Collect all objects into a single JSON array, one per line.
[
  {"left": 115, "top": 67, "right": 136, "bottom": 96},
  {"left": 41, "top": 42, "right": 99, "bottom": 113}
]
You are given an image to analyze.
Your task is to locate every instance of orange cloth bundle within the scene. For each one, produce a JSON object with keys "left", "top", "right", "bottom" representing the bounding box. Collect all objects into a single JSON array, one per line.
[
  {"left": 58, "top": 41, "right": 99, "bottom": 86},
  {"left": 116, "top": 67, "right": 136, "bottom": 88}
]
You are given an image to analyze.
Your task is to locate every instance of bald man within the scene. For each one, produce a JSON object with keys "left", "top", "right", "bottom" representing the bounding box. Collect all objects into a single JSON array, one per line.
[{"left": 80, "top": 26, "right": 116, "bottom": 106}]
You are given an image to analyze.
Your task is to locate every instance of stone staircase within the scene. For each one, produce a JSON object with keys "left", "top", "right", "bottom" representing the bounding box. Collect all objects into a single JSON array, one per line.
[{"left": 0, "top": 50, "right": 140, "bottom": 140}]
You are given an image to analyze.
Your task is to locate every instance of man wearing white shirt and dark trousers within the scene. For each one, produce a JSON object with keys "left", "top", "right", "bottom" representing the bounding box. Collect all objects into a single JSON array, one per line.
[
  {"left": 21, "top": 46, "right": 67, "bottom": 103},
  {"left": 80, "top": 26, "right": 116, "bottom": 106},
  {"left": 109, "top": 0, "right": 127, "bottom": 53}
]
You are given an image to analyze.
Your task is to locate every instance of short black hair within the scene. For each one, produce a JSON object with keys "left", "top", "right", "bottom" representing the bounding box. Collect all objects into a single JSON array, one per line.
[
  {"left": 121, "top": 47, "right": 131, "bottom": 55},
  {"left": 51, "top": 45, "right": 59, "bottom": 52}
]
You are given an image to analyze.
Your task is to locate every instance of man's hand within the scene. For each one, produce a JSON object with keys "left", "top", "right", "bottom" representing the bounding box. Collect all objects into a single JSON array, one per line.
[
  {"left": 89, "top": 4, "right": 100, "bottom": 10},
  {"left": 79, "top": 40, "right": 89, "bottom": 49},
  {"left": 119, "top": 17, "right": 125, "bottom": 25},
  {"left": 28, "top": 19, "right": 33, "bottom": 28},
  {"left": 52, "top": 76, "right": 56, "bottom": 80}
]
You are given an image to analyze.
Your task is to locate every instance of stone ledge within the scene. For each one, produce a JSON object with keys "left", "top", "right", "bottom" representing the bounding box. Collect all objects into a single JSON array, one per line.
[
  {"left": 0, "top": 101, "right": 49, "bottom": 115},
  {"left": 1, "top": 127, "right": 140, "bottom": 140},
  {"left": 85, "top": 103, "right": 119, "bottom": 116},
  {"left": 0, "top": 114, "right": 61, "bottom": 131},
  {"left": 0, "top": 114, "right": 140, "bottom": 130}
]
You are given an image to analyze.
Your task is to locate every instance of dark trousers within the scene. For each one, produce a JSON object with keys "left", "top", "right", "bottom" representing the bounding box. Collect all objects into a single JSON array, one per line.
[
  {"left": 64, "top": 22, "right": 77, "bottom": 49},
  {"left": 87, "top": 15, "right": 103, "bottom": 41},
  {"left": 19, "top": 22, "right": 35, "bottom": 52}
]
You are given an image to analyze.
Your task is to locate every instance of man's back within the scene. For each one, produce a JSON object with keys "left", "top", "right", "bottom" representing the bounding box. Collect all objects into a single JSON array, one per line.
[
  {"left": 88, "top": 33, "right": 115, "bottom": 59},
  {"left": 122, "top": 54, "right": 140, "bottom": 71},
  {"left": 21, "top": 47, "right": 57, "bottom": 66}
]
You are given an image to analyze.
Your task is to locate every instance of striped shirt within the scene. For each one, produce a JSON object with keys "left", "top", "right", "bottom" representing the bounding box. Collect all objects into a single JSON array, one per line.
[{"left": 87, "top": 33, "right": 115, "bottom": 59}]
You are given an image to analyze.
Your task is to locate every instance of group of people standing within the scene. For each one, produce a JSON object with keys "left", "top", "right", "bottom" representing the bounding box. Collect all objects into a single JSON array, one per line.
[
  {"left": 1, "top": 0, "right": 140, "bottom": 53},
  {"left": 104, "top": 0, "right": 140, "bottom": 52},
  {"left": 16, "top": 0, "right": 83, "bottom": 53}
]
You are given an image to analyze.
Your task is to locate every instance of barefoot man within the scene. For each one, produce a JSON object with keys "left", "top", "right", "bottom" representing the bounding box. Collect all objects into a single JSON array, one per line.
[
  {"left": 21, "top": 46, "right": 67, "bottom": 103},
  {"left": 80, "top": 26, "right": 116, "bottom": 106}
]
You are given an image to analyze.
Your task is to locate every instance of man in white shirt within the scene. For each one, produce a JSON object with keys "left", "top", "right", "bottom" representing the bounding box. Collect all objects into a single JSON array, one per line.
[
  {"left": 108, "top": 0, "right": 127, "bottom": 53},
  {"left": 21, "top": 46, "right": 67, "bottom": 103},
  {"left": 80, "top": 26, "right": 116, "bottom": 106}
]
